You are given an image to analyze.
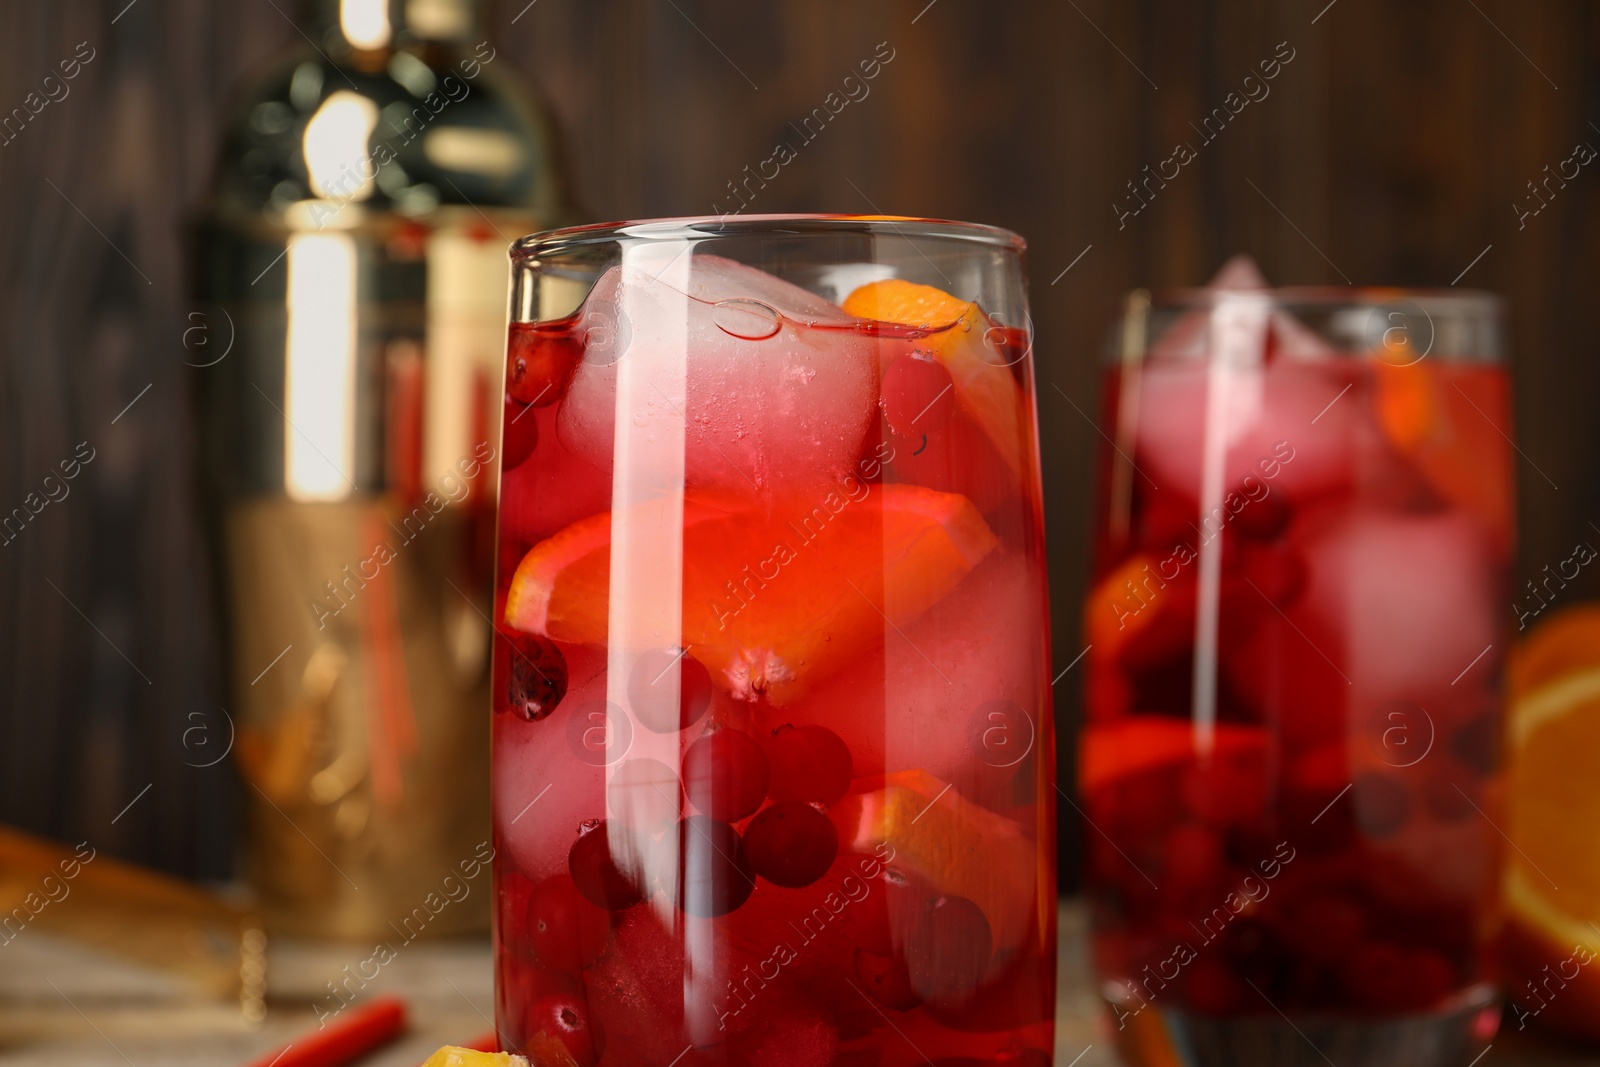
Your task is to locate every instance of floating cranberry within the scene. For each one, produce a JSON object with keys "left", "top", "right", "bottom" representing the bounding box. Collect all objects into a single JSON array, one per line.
[
  {"left": 503, "top": 633, "right": 568, "bottom": 721},
  {"left": 628, "top": 649, "right": 714, "bottom": 734},
  {"left": 567, "top": 821, "right": 645, "bottom": 910},
  {"left": 882, "top": 353, "right": 956, "bottom": 436},
  {"left": 664, "top": 815, "right": 755, "bottom": 917},
  {"left": 525, "top": 873, "right": 611, "bottom": 970},
  {"left": 744, "top": 801, "right": 838, "bottom": 888},
  {"left": 683, "top": 726, "right": 769, "bottom": 821},
  {"left": 506, "top": 321, "right": 580, "bottom": 406},
  {"left": 854, "top": 948, "right": 921, "bottom": 1010},
  {"left": 523, "top": 988, "right": 604, "bottom": 1067},
  {"left": 1353, "top": 772, "right": 1411, "bottom": 838},
  {"left": 905, "top": 894, "right": 992, "bottom": 1008},
  {"left": 766, "top": 724, "right": 853, "bottom": 806}
]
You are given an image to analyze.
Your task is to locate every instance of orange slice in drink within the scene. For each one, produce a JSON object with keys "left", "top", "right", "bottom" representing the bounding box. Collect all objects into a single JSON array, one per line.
[
  {"left": 1374, "top": 361, "right": 1513, "bottom": 549},
  {"left": 843, "top": 279, "right": 1026, "bottom": 482},
  {"left": 831, "top": 769, "right": 1042, "bottom": 953},
  {"left": 1078, "top": 718, "right": 1266, "bottom": 795},
  {"left": 1501, "top": 606, "right": 1600, "bottom": 1038},
  {"left": 505, "top": 484, "right": 997, "bottom": 705}
]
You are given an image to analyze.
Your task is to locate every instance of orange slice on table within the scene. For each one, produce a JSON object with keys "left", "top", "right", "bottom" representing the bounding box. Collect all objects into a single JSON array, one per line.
[
  {"left": 832, "top": 768, "right": 1042, "bottom": 953},
  {"left": 843, "top": 279, "right": 1027, "bottom": 482},
  {"left": 505, "top": 484, "right": 997, "bottom": 705},
  {"left": 1501, "top": 606, "right": 1600, "bottom": 1038},
  {"left": 421, "top": 1050, "right": 524, "bottom": 1067}
]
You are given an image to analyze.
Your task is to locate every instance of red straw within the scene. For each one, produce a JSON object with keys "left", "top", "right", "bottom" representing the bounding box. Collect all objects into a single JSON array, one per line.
[{"left": 242, "top": 996, "right": 408, "bottom": 1067}]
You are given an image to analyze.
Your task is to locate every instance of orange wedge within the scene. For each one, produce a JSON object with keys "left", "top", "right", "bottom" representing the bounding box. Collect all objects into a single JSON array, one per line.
[
  {"left": 1501, "top": 606, "right": 1600, "bottom": 1038},
  {"left": 505, "top": 484, "right": 997, "bottom": 705},
  {"left": 831, "top": 769, "right": 1041, "bottom": 953},
  {"left": 1084, "top": 553, "right": 1163, "bottom": 663},
  {"left": 1078, "top": 718, "right": 1266, "bottom": 795},
  {"left": 1374, "top": 361, "right": 1513, "bottom": 548},
  {"left": 843, "top": 279, "right": 1026, "bottom": 482}
]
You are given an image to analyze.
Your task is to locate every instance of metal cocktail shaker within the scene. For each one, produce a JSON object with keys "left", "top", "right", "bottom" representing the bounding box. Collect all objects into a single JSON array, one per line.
[{"left": 194, "top": 0, "right": 577, "bottom": 937}]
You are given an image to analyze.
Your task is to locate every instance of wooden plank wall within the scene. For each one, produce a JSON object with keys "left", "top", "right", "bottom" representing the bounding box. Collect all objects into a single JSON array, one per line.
[{"left": 0, "top": 0, "right": 1595, "bottom": 882}]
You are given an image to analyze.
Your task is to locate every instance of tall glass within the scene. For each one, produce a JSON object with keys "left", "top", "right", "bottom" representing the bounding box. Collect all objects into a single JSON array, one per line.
[
  {"left": 492, "top": 216, "right": 1056, "bottom": 1067},
  {"left": 1081, "top": 288, "right": 1513, "bottom": 1066}
]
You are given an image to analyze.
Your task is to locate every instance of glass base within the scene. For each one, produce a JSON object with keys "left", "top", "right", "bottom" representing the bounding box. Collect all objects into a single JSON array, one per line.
[{"left": 1103, "top": 983, "right": 1500, "bottom": 1067}]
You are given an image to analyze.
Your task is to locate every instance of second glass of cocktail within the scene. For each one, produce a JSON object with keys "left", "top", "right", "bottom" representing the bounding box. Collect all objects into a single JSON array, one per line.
[
  {"left": 492, "top": 216, "right": 1056, "bottom": 1067},
  {"left": 1081, "top": 273, "right": 1513, "bottom": 1067}
]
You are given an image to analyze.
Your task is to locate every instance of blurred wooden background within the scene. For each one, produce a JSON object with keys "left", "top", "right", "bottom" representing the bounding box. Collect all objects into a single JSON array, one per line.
[{"left": 1, "top": 0, "right": 1597, "bottom": 882}]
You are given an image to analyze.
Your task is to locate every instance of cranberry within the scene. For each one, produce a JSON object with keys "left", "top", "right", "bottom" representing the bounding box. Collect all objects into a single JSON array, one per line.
[
  {"left": 854, "top": 948, "right": 921, "bottom": 1010},
  {"left": 663, "top": 815, "right": 755, "bottom": 917},
  {"left": 523, "top": 988, "right": 603, "bottom": 1067},
  {"left": 904, "top": 894, "right": 992, "bottom": 1008},
  {"left": 525, "top": 874, "right": 611, "bottom": 970},
  {"left": 1181, "top": 955, "right": 1249, "bottom": 1015},
  {"left": 567, "top": 821, "right": 645, "bottom": 910},
  {"left": 1233, "top": 491, "right": 1291, "bottom": 541},
  {"left": 1283, "top": 894, "right": 1367, "bottom": 964},
  {"left": 1161, "top": 824, "right": 1223, "bottom": 893},
  {"left": 506, "top": 321, "right": 580, "bottom": 407},
  {"left": 683, "top": 726, "right": 769, "bottom": 821},
  {"left": 502, "top": 395, "right": 539, "bottom": 471},
  {"left": 744, "top": 801, "right": 838, "bottom": 888},
  {"left": 882, "top": 353, "right": 956, "bottom": 436},
  {"left": 1407, "top": 948, "right": 1458, "bottom": 1008},
  {"left": 1449, "top": 711, "right": 1501, "bottom": 775},
  {"left": 503, "top": 633, "right": 567, "bottom": 721},
  {"left": 628, "top": 649, "right": 714, "bottom": 734},
  {"left": 1353, "top": 772, "right": 1410, "bottom": 838},
  {"left": 766, "top": 725, "right": 853, "bottom": 806},
  {"left": 1338, "top": 941, "right": 1414, "bottom": 1011}
]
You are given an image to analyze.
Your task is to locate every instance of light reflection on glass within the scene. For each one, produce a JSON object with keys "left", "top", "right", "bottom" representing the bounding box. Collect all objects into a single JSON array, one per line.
[
  {"left": 340, "top": 0, "right": 392, "bottom": 50},
  {"left": 303, "top": 91, "right": 379, "bottom": 201},
  {"left": 284, "top": 233, "right": 358, "bottom": 501}
]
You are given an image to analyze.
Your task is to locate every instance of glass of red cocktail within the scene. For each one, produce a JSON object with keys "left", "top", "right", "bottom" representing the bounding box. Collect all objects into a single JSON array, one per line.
[
  {"left": 1082, "top": 281, "right": 1512, "bottom": 1066},
  {"left": 493, "top": 216, "right": 1056, "bottom": 1067}
]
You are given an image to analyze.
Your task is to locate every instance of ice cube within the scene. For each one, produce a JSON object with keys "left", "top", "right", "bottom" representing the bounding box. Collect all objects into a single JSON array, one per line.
[
  {"left": 1308, "top": 507, "right": 1497, "bottom": 704},
  {"left": 1223, "top": 506, "right": 1498, "bottom": 752},
  {"left": 558, "top": 255, "right": 879, "bottom": 495},
  {"left": 1147, "top": 255, "right": 1337, "bottom": 362},
  {"left": 495, "top": 643, "right": 608, "bottom": 881},
  {"left": 1133, "top": 359, "right": 1381, "bottom": 506},
  {"left": 787, "top": 551, "right": 1049, "bottom": 800}
]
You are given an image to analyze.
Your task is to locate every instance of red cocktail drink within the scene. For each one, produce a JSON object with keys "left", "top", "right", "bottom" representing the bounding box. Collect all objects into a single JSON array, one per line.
[
  {"left": 1082, "top": 285, "right": 1513, "bottom": 1066},
  {"left": 493, "top": 218, "right": 1055, "bottom": 1067}
]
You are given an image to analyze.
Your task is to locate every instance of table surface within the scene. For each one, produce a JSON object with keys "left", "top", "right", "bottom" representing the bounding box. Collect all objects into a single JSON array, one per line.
[{"left": 0, "top": 902, "right": 1593, "bottom": 1067}]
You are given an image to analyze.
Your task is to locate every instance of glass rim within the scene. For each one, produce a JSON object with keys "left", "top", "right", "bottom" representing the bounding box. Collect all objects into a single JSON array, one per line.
[
  {"left": 509, "top": 213, "right": 1027, "bottom": 262},
  {"left": 1134, "top": 285, "right": 1503, "bottom": 313}
]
